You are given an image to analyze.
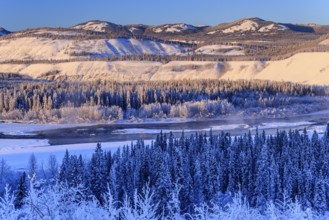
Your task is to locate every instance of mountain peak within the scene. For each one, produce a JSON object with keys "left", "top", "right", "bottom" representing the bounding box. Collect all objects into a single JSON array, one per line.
[
  {"left": 72, "top": 20, "right": 119, "bottom": 32},
  {"left": 151, "top": 23, "right": 199, "bottom": 33}
]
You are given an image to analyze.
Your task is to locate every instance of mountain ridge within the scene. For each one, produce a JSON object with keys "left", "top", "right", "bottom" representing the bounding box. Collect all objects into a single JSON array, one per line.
[{"left": 2, "top": 17, "right": 328, "bottom": 36}]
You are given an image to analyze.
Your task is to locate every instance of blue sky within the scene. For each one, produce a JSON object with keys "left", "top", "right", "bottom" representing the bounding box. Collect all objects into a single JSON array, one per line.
[{"left": 1, "top": 0, "right": 329, "bottom": 31}]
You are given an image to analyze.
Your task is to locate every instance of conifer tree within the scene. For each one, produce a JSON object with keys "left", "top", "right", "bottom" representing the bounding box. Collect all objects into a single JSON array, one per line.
[{"left": 14, "top": 172, "right": 27, "bottom": 209}]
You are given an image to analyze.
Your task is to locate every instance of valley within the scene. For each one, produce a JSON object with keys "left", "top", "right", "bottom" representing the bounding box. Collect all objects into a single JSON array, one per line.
[{"left": 1, "top": 14, "right": 329, "bottom": 219}]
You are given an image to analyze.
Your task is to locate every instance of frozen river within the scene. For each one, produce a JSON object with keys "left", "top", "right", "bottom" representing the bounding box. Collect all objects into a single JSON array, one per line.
[{"left": 0, "top": 110, "right": 328, "bottom": 169}]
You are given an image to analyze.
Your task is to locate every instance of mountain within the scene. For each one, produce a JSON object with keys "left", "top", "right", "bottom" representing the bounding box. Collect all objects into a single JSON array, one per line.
[
  {"left": 72, "top": 20, "right": 120, "bottom": 32},
  {"left": 203, "top": 17, "right": 309, "bottom": 36},
  {"left": 0, "top": 18, "right": 329, "bottom": 84},
  {"left": 72, "top": 20, "right": 134, "bottom": 38},
  {"left": 0, "top": 18, "right": 327, "bottom": 63},
  {"left": 0, "top": 27, "right": 10, "bottom": 36},
  {"left": 0, "top": 37, "right": 184, "bottom": 62},
  {"left": 148, "top": 23, "right": 204, "bottom": 34}
]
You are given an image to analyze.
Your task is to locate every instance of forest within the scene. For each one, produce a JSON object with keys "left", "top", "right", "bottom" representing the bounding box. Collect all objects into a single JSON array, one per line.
[
  {"left": 0, "top": 79, "right": 328, "bottom": 123},
  {"left": 0, "top": 126, "right": 329, "bottom": 219}
]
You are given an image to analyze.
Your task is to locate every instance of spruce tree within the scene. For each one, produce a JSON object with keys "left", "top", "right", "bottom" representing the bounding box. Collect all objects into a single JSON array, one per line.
[{"left": 14, "top": 172, "right": 27, "bottom": 209}]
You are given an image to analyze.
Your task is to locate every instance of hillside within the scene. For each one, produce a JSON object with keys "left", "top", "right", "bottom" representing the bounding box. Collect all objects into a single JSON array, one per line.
[
  {"left": 1, "top": 52, "right": 329, "bottom": 85},
  {"left": 0, "top": 18, "right": 329, "bottom": 85},
  {"left": 0, "top": 37, "right": 183, "bottom": 62}
]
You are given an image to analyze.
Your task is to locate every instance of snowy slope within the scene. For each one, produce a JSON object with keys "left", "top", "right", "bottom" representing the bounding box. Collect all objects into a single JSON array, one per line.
[
  {"left": 320, "top": 37, "right": 329, "bottom": 45},
  {"left": 258, "top": 24, "right": 287, "bottom": 32},
  {"left": 195, "top": 45, "right": 245, "bottom": 56},
  {"left": 72, "top": 21, "right": 117, "bottom": 32},
  {"left": 208, "top": 18, "right": 290, "bottom": 35},
  {"left": 0, "top": 37, "right": 184, "bottom": 62},
  {"left": 152, "top": 23, "right": 197, "bottom": 33},
  {"left": 1, "top": 52, "right": 329, "bottom": 85},
  {"left": 222, "top": 20, "right": 259, "bottom": 33},
  {"left": 0, "top": 61, "right": 162, "bottom": 81}
]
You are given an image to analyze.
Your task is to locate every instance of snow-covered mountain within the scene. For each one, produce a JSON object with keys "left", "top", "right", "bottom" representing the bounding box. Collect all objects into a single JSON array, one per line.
[
  {"left": 0, "top": 37, "right": 184, "bottom": 62},
  {"left": 72, "top": 20, "right": 120, "bottom": 32},
  {"left": 206, "top": 17, "right": 293, "bottom": 35},
  {"left": 0, "top": 27, "right": 10, "bottom": 36},
  {"left": 0, "top": 18, "right": 328, "bottom": 84},
  {"left": 0, "top": 18, "right": 326, "bottom": 63},
  {"left": 150, "top": 23, "right": 199, "bottom": 33}
]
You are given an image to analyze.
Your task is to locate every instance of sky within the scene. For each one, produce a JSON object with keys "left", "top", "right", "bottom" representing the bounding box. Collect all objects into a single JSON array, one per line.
[{"left": 1, "top": 0, "right": 329, "bottom": 31}]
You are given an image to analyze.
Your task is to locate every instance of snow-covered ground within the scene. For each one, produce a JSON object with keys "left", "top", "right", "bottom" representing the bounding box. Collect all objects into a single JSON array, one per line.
[
  {"left": 0, "top": 139, "right": 152, "bottom": 170},
  {"left": 0, "top": 139, "right": 49, "bottom": 151},
  {"left": 0, "top": 37, "right": 184, "bottom": 62},
  {"left": 72, "top": 21, "right": 113, "bottom": 32},
  {"left": 221, "top": 20, "right": 287, "bottom": 34},
  {"left": 2, "top": 52, "right": 329, "bottom": 85},
  {"left": 0, "top": 122, "right": 247, "bottom": 169},
  {"left": 223, "top": 20, "right": 259, "bottom": 33},
  {"left": 320, "top": 38, "right": 329, "bottom": 45},
  {"left": 152, "top": 23, "right": 196, "bottom": 33},
  {"left": 258, "top": 24, "right": 287, "bottom": 32},
  {"left": 195, "top": 44, "right": 245, "bottom": 56}
]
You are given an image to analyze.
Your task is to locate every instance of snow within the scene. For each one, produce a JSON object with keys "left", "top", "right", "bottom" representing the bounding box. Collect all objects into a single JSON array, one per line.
[
  {"left": 0, "top": 121, "right": 325, "bottom": 169},
  {"left": 0, "top": 139, "right": 151, "bottom": 169},
  {"left": 222, "top": 20, "right": 259, "bottom": 33},
  {"left": 0, "top": 139, "right": 49, "bottom": 151},
  {"left": 195, "top": 45, "right": 245, "bottom": 56},
  {"left": 129, "top": 27, "right": 144, "bottom": 33},
  {"left": 152, "top": 24, "right": 196, "bottom": 33},
  {"left": 0, "top": 37, "right": 184, "bottom": 62},
  {"left": 1, "top": 52, "right": 329, "bottom": 85},
  {"left": 0, "top": 61, "right": 162, "bottom": 81},
  {"left": 207, "top": 31, "right": 218, "bottom": 35},
  {"left": 253, "top": 52, "right": 329, "bottom": 85},
  {"left": 73, "top": 21, "right": 111, "bottom": 32},
  {"left": 153, "top": 28, "right": 163, "bottom": 33},
  {"left": 0, "top": 37, "right": 72, "bottom": 61},
  {"left": 258, "top": 24, "right": 287, "bottom": 32},
  {"left": 320, "top": 38, "right": 329, "bottom": 45},
  {"left": 151, "top": 52, "right": 329, "bottom": 85}
]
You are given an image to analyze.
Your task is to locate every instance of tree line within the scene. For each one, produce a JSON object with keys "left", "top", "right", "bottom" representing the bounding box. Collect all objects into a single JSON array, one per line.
[{"left": 0, "top": 79, "right": 328, "bottom": 122}]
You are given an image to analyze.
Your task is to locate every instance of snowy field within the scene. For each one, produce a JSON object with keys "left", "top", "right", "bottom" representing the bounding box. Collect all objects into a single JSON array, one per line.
[{"left": 0, "top": 139, "right": 152, "bottom": 170}]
